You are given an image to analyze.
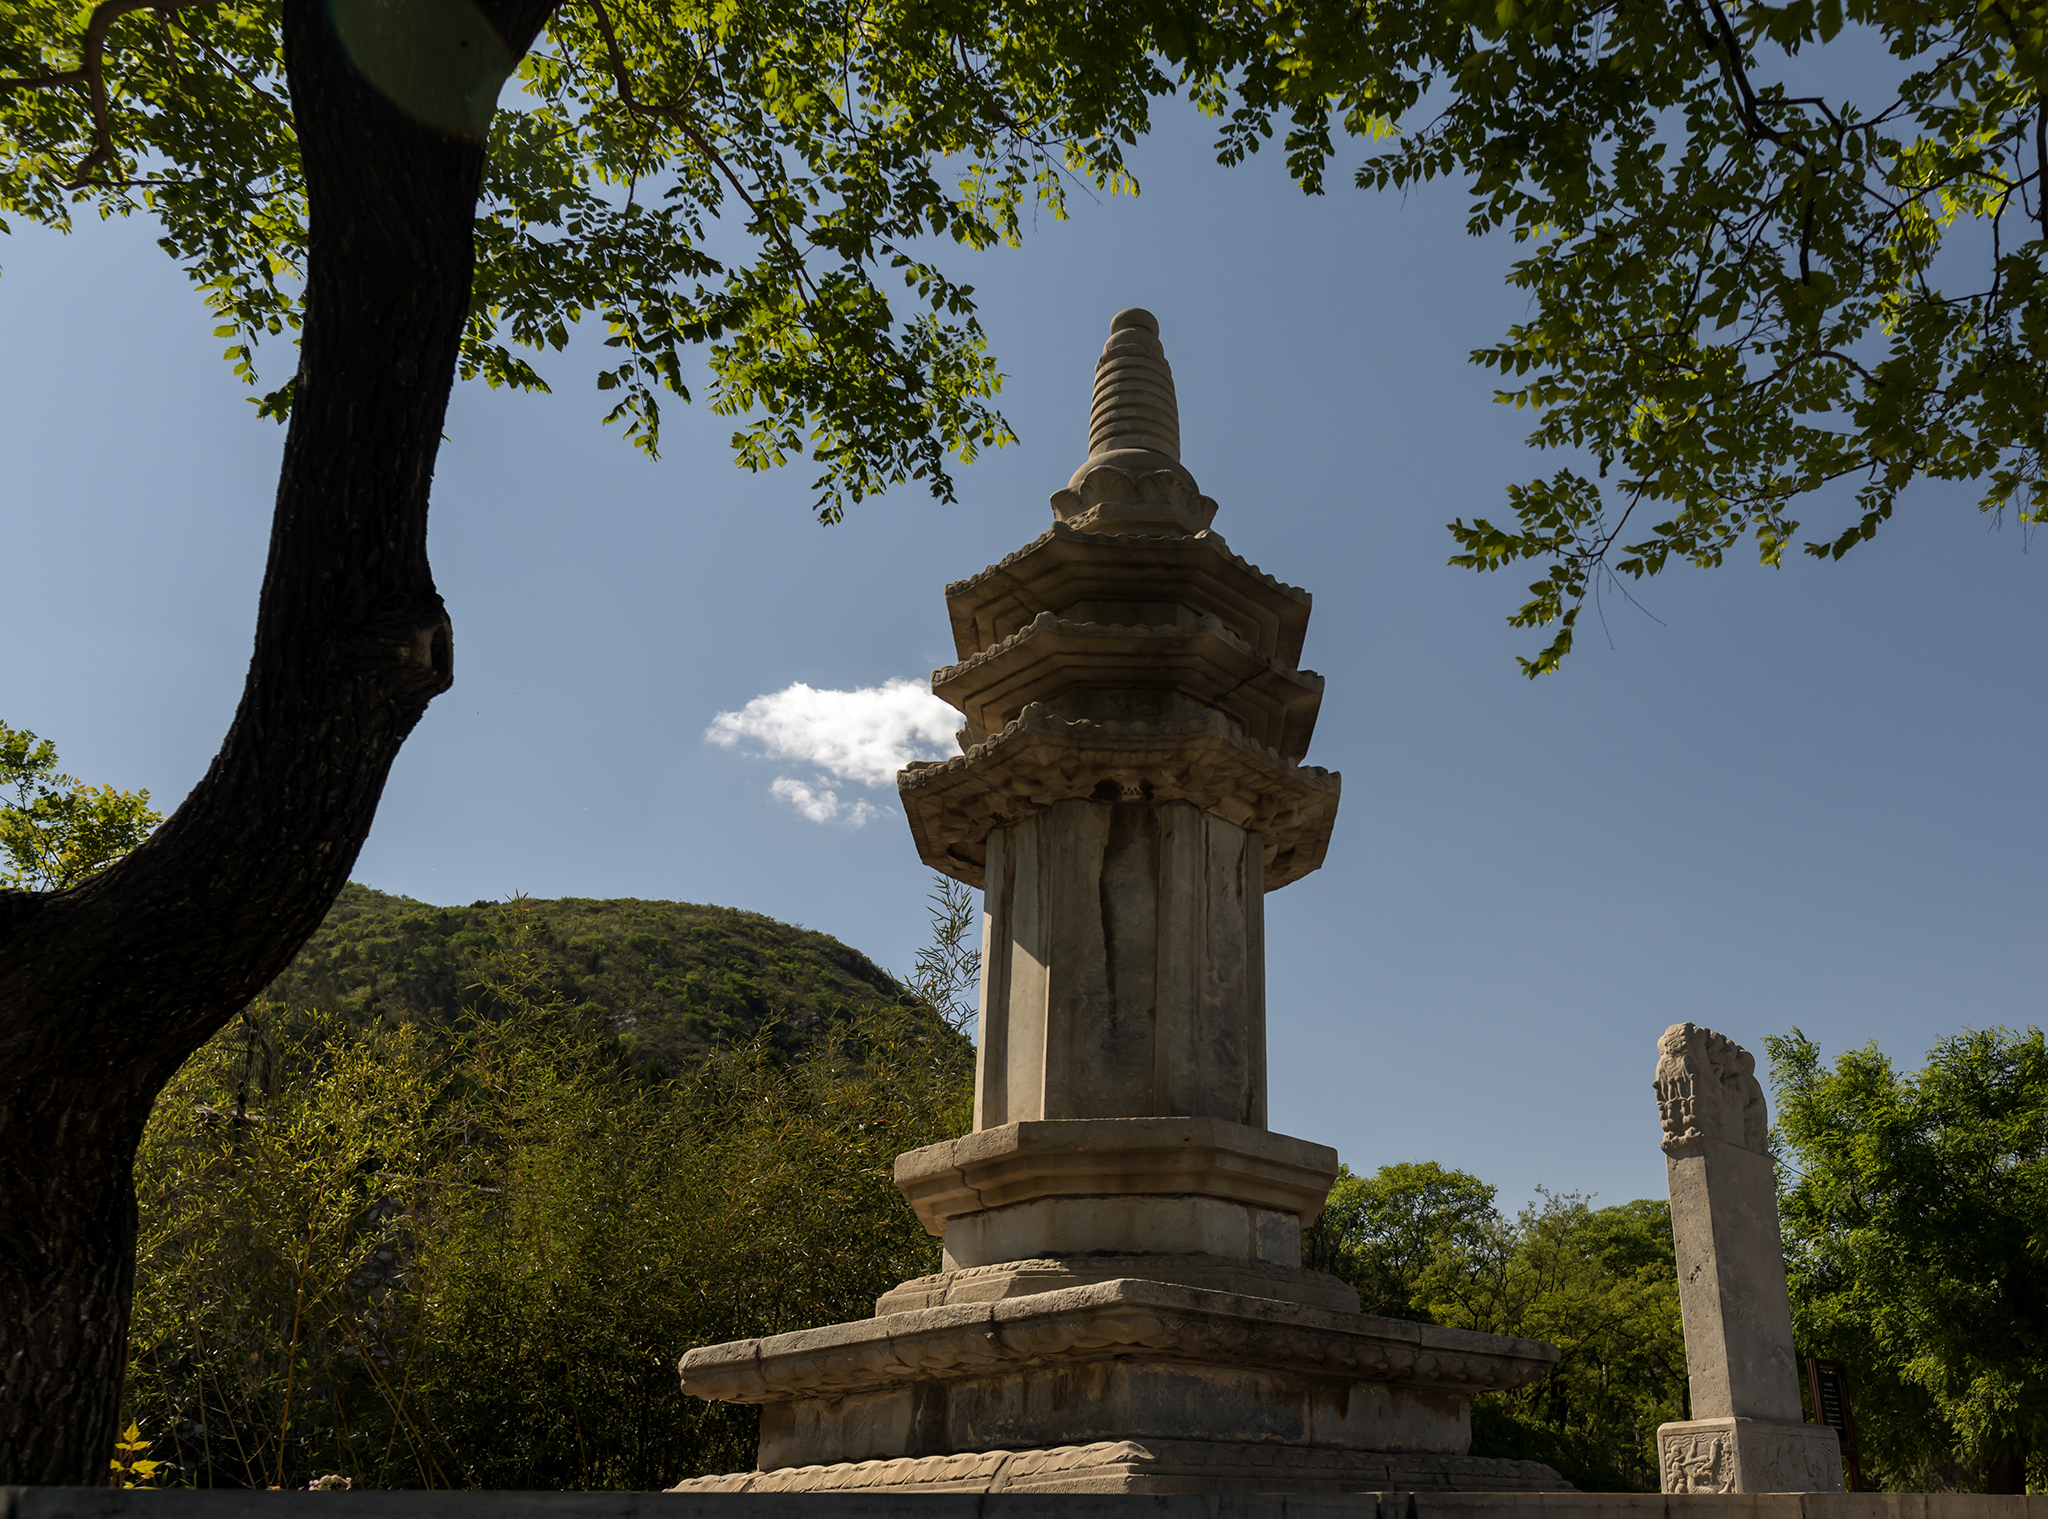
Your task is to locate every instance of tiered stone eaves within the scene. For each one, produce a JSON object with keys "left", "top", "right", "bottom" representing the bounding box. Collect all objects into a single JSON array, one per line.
[
  {"left": 899, "top": 706, "right": 1339, "bottom": 890},
  {"left": 944, "top": 524, "right": 1312, "bottom": 664},
  {"left": 933, "top": 611, "right": 1323, "bottom": 761},
  {"left": 909, "top": 512, "right": 1334, "bottom": 883}
]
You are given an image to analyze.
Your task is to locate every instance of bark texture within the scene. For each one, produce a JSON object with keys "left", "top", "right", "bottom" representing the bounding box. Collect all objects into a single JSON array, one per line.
[{"left": 0, "top": 0, "right": 559, "bottom": 1481}]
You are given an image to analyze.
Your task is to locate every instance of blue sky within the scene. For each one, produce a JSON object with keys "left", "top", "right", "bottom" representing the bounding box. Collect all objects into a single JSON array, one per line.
[{"left": 5, "top": 103, "right": 2043, "bottom": 1216}]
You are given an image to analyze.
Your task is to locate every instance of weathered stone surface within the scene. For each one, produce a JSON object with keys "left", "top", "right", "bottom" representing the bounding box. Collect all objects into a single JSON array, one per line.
[
  {"left": 1053, "top": 465, "right": 1219, "bottom": 538},
  {"left": 753, "top": 1355, "right": 1475, "bottom": 1472},
  {"left": 1659, "top": 1419, "right": 1847, "bottom": 1495},
  {"left": 1657, "top": 1021, "right": 1770, "bottom": 1157},
  {"left": 932, "top": 611, "right": 1324, "bottom": 761},
  {"left": 1656, "top": 1023, "right": 1803, "bottom": 1426},
  {"left": 940, "top": 1196, "right": 1303, "bottom": 1273},
  {"left": 676, "top": 1279, "right": 1560, "bottom": 1411},
  {"left": 970, "top": 802, "right": 1271, "bottom": 1127},
  {"left": 1664, "top": 1137, "right": 1805, "bottom": 1426},
  {"left": 875, "top": 1254, "right": 1359, "bottom": 1315},
  {"left": 899, "top": 708, "right": 1339, "bottom": 892},
  {"left": 944, "top": 524, "right": 1311, "bottom": 666},
  {"left": 669, "top": 1437, "right": 1565, "bottom": 1495},
  {"left": 894, "top": 1118, "right": 1340, "bottom": 1234},
  {"left": 1655, "top": 1023, "right": 1842, "bottom": 1494}
]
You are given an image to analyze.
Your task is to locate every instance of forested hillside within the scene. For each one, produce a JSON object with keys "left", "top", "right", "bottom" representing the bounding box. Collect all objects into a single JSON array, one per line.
[
  {"left": 266, "top": 884, "right": 913, "bottom": 1070},
  {"left": 128, "top": 898, "right": 974, "bottom": 1489}
]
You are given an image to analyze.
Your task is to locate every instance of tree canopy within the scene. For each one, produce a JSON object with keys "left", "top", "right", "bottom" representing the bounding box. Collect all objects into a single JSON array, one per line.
[
  {"left": 1, "top": 0, "right": 1179, "bottom": 514},
  {"left": 23, "top": 0, "right": 2034, "bottom": 666},
  {"left": 1307, "top": 1161, "right": 1687, "bottom": 1491},
  {"left": 1194, "top": 0, "right": 2048, "bottom": 671},
  {"left": 1770, "top": 1024, "right": 2048, "bottom": 1493}
]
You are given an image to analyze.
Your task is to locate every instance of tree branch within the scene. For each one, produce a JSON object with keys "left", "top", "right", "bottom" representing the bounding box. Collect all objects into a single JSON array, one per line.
[
  {"left": 2035, "top": 103, "right": 2046, "bottom": 236},
  {"left": 583, "top": 0, "right": 820, "bottom": 306},
  {"left": 1681, "top": 0, "right": 1788, "bottom": 150},
  {"left": 0, "top": 0, "right": 226, "bottom": 185},
  {"left": 171, "top": 9, "right": 292, "bottom": 121}
]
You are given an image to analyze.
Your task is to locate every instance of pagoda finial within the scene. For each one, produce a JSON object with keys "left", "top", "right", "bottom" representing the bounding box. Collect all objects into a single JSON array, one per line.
[
  {"left": 1083, "top": 308, "right": 1181, "bottom": 472},
  {"left": 1052, "top": 308, "right": 1216, "bottom": 536}
]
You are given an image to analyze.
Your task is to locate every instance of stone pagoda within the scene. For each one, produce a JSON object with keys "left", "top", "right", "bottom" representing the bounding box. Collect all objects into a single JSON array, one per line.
[{"left": 674, "top": 309, "right": 1566, "bottom": 1496}]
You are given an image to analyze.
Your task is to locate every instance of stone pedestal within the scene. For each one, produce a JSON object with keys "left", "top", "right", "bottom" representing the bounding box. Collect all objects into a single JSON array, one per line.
[
  {"left": 675, "top": 1280, "right": 1562, "bottom": 1495},
  {"left": 882, "top": 1116, "right": 1356, "bottom": 1312},
  {"left": 1658, "top": 1418, "right": 1850, "bottom": 1495},
  {"left": 672, "top": 310, "right": 1565, "bottom": 1495},
  {"left": 1652, "top": 1024, "right": 1843, "bottom": 1494}
]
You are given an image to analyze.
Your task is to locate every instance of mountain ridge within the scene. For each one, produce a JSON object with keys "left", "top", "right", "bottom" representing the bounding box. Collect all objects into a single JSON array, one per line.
[{"left": 266, "top": 882, "right": 917, "bottom": 1071}]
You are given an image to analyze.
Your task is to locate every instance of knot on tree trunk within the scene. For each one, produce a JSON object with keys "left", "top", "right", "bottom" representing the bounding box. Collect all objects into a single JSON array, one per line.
[
  {"left": 348, "top": 604, "right": 454, "bottom": 701},
  {"left": 400, "top": 612, "right": 454, "bottom": 694}
]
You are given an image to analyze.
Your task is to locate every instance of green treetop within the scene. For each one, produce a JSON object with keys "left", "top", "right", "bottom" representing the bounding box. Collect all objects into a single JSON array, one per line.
[
  {"left": 1, "top": 0, "right": 1184, "bottom": 514},
  {"left": 0, "top": 721, "right": 160, "bottom": 891},
  {"left": 1307, "top": 1159, "right": 1501, "bottom": 1321},
  {"left": 1184, "top": 0, "right": 2048, "bottom": 671},
  {"left": 1770, "top": 1024, "right": 2048, "bottom": 1493}
]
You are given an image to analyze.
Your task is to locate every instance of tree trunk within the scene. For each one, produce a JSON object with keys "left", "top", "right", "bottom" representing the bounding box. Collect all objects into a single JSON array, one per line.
[{"left": 0, "top": 0, "right": 558, "bottom": 1482}]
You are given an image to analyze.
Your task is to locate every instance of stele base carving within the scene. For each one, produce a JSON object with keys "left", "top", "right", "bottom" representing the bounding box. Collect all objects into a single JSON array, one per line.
[{"left": 1657, "top": 1417, "right": 1844, "bottom": 1494}]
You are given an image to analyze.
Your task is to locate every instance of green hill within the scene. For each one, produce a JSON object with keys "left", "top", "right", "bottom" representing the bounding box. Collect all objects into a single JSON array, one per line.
[{"left": 265, "top": 883, "right": 917, "bottom": 1071}]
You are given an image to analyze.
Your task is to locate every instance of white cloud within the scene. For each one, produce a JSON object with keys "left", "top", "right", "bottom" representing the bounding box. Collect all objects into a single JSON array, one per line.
[
  {"left": 769, "top": 776, "right": 879, "bottom": 828},
  {"left": 708, "top": 677, "right": 958, "bottom": 825},
  {"left": 706, "top": 678, "right": 957, "bottom": 787}
]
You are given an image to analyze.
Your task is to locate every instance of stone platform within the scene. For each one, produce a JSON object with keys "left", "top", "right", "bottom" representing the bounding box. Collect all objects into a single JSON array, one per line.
[
  {"left": 675, "top": 1279, "right": 1561, "bottom": 1494},
  {"left": 670, "top": 1440, "right": 1562, "bottom": 1495},
  {"left": 876, "top": 1256, "right": 1358, "bottom": 1316}
]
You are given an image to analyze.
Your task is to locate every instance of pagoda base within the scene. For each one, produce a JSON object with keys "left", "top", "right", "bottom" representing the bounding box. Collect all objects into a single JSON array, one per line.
[
  {"left": 676, "top": 1279, "right": 1563, "bottom": 1493},
  {"left": 670, "top": 1437, "right": 1567, "bottom": 1494}
]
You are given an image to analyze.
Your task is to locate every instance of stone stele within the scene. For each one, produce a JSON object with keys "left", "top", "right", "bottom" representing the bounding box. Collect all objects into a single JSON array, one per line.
[
  {"left": 1654, "top": 1021, "right": 1844, "bottom": 1494},
  {"left": 672, "top": 309, "right": 1568, "bottom": 1495}
]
